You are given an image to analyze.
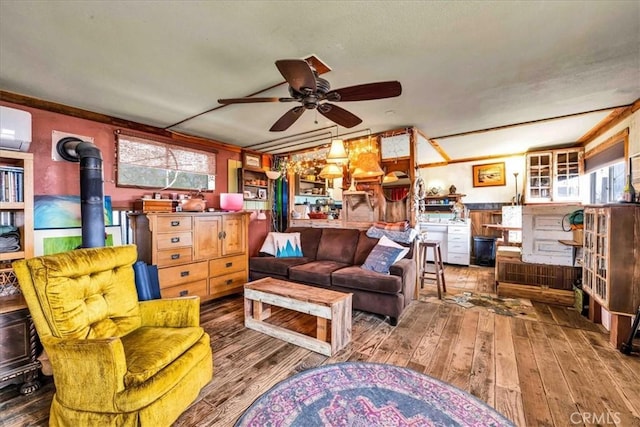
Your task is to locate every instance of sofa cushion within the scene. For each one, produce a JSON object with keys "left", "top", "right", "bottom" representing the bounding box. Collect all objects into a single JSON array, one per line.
[
  {"left": 286, "top": 227, "right": 323, "bottom": 260},
  {"left": 289, "top": 260, "right": 350, "bottom": 287},
  {"left": 315, "top": 228, "right": 360, "bottom": 264},
  {"left": 249, "top": 256, "right": 311, "bottom": 277},
  {"left": 121, "top": 326, "right": 205, "bottom": 387},
  {"left": 354, "top": 231, "right": 379, "bottom": 265},
  {"left": 331, "top": 265, "right": 404, "bottom": 294}
]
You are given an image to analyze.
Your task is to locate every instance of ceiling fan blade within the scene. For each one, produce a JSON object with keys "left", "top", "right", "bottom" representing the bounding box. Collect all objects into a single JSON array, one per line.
[
  {"left": 318, "top": 103, "right": 362, "bottom": 128},
  {"left": 217, "top": 97, "right": 286, "bottom": 104},
  {"left": 269, "top": 106, "right": 305, "bottom": 132},
  {"left": 326, "top": 81, "right": 402, "bottom": 102},
  {"left": 275, "top": 59, "right": 316, "bottom": 93}
]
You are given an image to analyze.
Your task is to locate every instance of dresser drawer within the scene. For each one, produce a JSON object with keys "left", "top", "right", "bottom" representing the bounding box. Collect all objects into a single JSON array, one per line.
[
  {"left": 209, "top": 270, "right": 247, "bottom": 294},
  {"left": 448, "top": 225, "right": 469, "bottom": 235},
  {"left": 156, "top": 247, "right": 193, "bottom": 267},
  {"left": 160, "top": 279, "right": 208, "bottom": 299},
  {"left": 158, "top": 261, "right": 208, "bottom": 288},
  {"left": 157, "top": 232, "right": 192, "bottom": 250},
  {"left": 448, "top": 233, "right": 468, "bottom": 244},
  {"left": 209, "top": 254, "right": 247, "bottom": 277},
  {"left": 447, "top": 253, "right": 470, "bottom": 265},
  {"left": 448, "top": 242, "right": 470, "bottom": 254},
  {"left": 156, "top": 216, "right": 192, "bottom": 232}
]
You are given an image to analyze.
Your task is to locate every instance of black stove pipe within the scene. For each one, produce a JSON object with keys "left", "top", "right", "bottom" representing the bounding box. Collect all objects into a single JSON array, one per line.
[{"left": 56, "top": 137, "right": 105, "bottom": 248}]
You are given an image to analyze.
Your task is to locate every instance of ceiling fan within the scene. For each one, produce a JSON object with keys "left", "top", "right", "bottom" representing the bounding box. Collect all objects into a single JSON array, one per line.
[{"left": 217, "top": 59, "right": 402, "bottom": 132}]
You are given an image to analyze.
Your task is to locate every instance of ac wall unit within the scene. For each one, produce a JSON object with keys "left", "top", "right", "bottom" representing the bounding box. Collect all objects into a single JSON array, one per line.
[{"left": 0, "top": 106, "right": 32, "bottom": 152}]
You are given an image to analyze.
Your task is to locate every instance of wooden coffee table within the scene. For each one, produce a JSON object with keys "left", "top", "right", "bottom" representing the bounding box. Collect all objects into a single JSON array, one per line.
[{"left": 244, "top": 277, "right": 352, "bottom": 356}]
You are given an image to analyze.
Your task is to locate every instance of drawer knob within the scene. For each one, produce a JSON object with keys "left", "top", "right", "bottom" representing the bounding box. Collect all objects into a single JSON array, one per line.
[
  {"left": 171, "top": 254, "right": 180, "bottom": 260},
  {"left": 171, "top": 221, "right": 180, "bottom": 226},
  {"left": 171, "top": 237, "right": 180, "bottom": 243},
  {"left": 225, "top": 262, "right": 233, "bottom": 268},
  {"left": 180, "top": 271, "right": 190, "bottom": 277},
  {"left": 226, "top": 279, "right": 233, "bottom": 285},
  {"left": 179, "top": 290, "right": 188, "bottom": 296}
]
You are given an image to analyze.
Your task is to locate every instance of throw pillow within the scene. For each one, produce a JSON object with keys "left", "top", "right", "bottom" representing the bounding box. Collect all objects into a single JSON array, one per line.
[
  {"left": 362, "top": 244, "right": 405, "bottom": 274},
  {"left": 272, "top": 232, "right": 303, "bottom": 257},
  {"left": 377, "top": 235, "right": 410, "bottom": 263},
  {"left": 259, "top": 232, "right": 276, "bottom": 256}
]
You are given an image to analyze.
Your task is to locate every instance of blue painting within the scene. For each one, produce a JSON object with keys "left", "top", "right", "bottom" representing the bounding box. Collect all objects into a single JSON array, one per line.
[{"left": 34, "top": 195, "right": 113, "bottom": 229}]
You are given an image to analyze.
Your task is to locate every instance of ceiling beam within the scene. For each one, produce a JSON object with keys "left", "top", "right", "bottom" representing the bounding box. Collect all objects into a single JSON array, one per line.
[
  {"left": 416, "top": 128, "right": 451, "bottom": 162},
  {"left": 578, "top": 98, "right": 640, "bottom": 145},
  {"left": 429, "top": 104, "right": 632, "bottom": 141}
]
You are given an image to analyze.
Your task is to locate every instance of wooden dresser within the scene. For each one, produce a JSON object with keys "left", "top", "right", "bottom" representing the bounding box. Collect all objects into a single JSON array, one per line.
[{"left": 130, "top": 211, "right": 250, "bottom": 302}]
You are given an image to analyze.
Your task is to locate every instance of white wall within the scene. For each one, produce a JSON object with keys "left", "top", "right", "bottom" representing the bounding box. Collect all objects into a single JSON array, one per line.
[{"left": 418, "top": 155, "right": 526, "bottom": 203}]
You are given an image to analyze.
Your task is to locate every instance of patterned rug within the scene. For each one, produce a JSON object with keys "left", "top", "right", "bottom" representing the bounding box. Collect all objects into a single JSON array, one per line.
[{"left": 235, "top": 362, "right": 515, "bottom": 427}]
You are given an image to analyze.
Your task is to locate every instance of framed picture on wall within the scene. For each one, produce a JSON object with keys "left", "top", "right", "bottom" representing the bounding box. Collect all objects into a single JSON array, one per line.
[
  {"left": 472, "top": 162, "right": 506, "bottom": 187},
  {"left": 243, "top": 152, "right": 261, "bottom": 169}
]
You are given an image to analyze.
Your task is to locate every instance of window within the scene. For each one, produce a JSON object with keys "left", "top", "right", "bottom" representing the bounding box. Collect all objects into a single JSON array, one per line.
[
  {"left": 583, "top": 128, "right": 628, "bottom": 204},
  {"left": 116, "top": 132, "right": 216, "bottom": 191},
  {"left": 589, "top": 162, "right": 625, "bottom": 204}
]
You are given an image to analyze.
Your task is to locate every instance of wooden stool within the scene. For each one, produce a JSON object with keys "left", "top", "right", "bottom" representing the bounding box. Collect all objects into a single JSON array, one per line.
[{"left": 419, "top": 240, "right": 447, "bottom": 299}]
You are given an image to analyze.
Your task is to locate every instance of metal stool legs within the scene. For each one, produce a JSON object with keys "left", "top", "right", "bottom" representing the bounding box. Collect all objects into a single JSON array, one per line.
[{"left": 420, "top": 241, "right": 447, "bottom": 299}]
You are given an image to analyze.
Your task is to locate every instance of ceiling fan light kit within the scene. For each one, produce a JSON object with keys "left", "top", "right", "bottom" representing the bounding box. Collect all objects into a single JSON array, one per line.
[{"left": 218, "top": 58, "right": 402, "bottom": 132}]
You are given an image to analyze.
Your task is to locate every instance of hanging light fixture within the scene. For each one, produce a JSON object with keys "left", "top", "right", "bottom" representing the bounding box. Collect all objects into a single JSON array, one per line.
[
  {"left": 383, "top": 172, "right": 399, "bottom": 183},
  {"left": 318, "top": 163, "right": 343, "bottom": 179},
  {"left": 352, "top": 152, "right": 384, "bottom": 178},
  {"left": 326, "top": 138, "right": 348, "bottom": 164},
  {"left": 265, "top": 170, "right": 281, "bottom": 180}
]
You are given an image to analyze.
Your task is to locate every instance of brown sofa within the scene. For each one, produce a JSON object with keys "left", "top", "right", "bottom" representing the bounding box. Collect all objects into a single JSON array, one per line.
[{"left": 249, "top": 227, "right": 416, "bottom": 325}]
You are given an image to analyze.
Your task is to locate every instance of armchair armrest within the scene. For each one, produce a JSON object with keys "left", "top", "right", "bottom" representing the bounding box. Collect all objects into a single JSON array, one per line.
[
  {"left": 139, "top": 296, "right": 201, "bottom": 327},
  {"left": 42, "top": 335, "right": 127, "bottom": 412}
]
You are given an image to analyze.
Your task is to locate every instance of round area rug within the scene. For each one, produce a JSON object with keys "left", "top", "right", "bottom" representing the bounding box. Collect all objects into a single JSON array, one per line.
[{"left": 235, "top": 362, "right": 515, "bottom": 427}]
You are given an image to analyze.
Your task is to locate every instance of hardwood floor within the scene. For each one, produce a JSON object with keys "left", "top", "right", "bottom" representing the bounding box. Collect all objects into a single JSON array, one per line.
[{"left": 1, "top": 265, "right": 639, "bottom": 426}]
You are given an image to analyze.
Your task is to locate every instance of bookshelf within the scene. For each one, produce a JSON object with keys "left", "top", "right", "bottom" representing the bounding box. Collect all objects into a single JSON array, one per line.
[{"left": 0, "top": 149, "right": 40, "bottom": 394}]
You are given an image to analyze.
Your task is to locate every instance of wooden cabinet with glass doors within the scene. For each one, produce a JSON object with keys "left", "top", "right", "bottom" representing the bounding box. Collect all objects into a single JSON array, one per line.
[
  {"left": 525, "top": 148, "right": 582, "bottom": 203},
  {"left": 582, "top": 204, "right": 640, "bottom": 349}
]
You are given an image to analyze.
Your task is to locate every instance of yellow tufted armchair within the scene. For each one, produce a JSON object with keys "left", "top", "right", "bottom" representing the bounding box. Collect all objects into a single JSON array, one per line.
[{"left": 13, "top": 245, "right": 213, "bottom": 427}]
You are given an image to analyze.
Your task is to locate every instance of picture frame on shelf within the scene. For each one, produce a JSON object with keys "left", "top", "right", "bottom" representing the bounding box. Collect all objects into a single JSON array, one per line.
[
  {"left": 472, "top": 162, "right": 506, "bottom": 187},
  {"left": 243, "top": 190, "right": 253, "bottom": 199},
  {"left": 243, "top": 152, "right": 261, "bottom": 169},
  {"left": 257, "top": 189, "right": 267, "bottom": 199}
]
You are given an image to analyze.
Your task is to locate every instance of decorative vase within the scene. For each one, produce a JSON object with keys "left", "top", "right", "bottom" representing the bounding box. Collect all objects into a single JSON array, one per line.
[{"left": 622, "top": 174, "right": 636, "bottom": 203}]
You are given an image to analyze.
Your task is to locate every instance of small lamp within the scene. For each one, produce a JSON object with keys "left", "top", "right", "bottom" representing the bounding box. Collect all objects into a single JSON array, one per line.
[
  {"left": 318, "top": 163, "right": 343, "bottom": 179},
  {"left": 383, "top": 172, "right": 399, "bottom": 183},
  {"left": 352, "top": 152, "right": 384, "bottom": 178},
  {"left": 326, "top": 139, "right": 348, "bottom": 164}
]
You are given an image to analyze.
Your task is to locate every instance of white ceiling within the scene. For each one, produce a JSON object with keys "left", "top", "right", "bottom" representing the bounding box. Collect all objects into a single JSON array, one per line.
[{"left": 1, "top": 1, "right": 638, "bottom": 162}]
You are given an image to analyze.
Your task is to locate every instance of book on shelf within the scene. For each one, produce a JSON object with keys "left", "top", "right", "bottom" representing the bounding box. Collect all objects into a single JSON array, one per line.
[{"left": 0, "top": 166, "right": 24, "bottom": 203}]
